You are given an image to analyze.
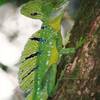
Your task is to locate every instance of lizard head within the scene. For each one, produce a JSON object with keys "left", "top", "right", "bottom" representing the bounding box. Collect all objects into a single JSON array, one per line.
[{"left": 21, "top": 1, "right": 54, "bottom": 21}]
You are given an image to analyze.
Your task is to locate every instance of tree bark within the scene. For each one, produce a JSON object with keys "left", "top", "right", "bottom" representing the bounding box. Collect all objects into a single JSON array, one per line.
[{"left": 52, "top": 0, "right": 100, "bottom": 100}]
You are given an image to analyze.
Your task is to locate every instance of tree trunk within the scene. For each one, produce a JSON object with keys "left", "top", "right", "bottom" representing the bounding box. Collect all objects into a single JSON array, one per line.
[{"left": 52, "top": 0, "right": 100, "bottom": 100}]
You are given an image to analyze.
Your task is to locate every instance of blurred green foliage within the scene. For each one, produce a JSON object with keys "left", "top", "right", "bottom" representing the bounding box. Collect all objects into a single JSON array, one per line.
[
  {"left": 0, "top": 0, "right": 30, "bottom": 6},
  {"left": 0, "top": 0, "right": 7, "bottom": 5}
]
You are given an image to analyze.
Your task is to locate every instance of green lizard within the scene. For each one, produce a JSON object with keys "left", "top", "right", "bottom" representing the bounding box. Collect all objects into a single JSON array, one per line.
[{"left": 18, "top": 1, "right": 75, "bottom": 100}]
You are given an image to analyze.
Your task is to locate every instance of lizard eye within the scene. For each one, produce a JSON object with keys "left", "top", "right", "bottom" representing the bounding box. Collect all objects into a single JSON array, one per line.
[
  {"left": 41, "top": 25, "right": 47, "bottom": 29},
  {"left": 30, "top": 12, "right": 40, "bottom": 16}
]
